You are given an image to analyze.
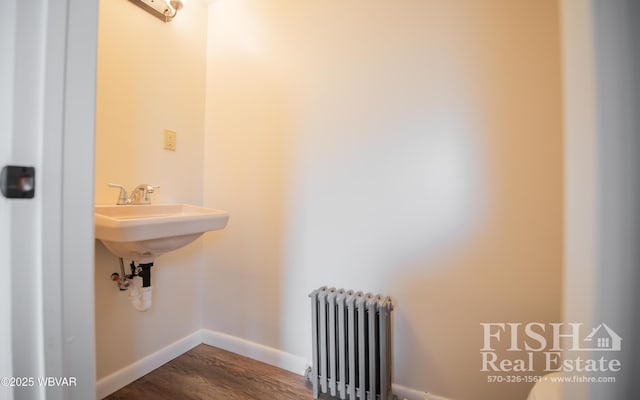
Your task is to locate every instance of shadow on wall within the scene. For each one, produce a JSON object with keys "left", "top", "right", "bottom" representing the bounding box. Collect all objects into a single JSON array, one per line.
[
  {"left": 273, "top": 90, "right": 562, "bottom": 400},
  {"left": 203, "top": 1, "right": 563, "bottom": 399}
]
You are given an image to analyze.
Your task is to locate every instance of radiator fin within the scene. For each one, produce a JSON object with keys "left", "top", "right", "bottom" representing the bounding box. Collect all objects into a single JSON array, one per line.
[{"left": 309, "top": 287, "right": 393, "bottom": 400}]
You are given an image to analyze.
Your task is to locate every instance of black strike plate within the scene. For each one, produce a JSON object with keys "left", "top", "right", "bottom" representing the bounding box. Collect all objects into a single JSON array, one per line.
[{"left": 1, "top": 165, "right": 35, "bottom": 199}]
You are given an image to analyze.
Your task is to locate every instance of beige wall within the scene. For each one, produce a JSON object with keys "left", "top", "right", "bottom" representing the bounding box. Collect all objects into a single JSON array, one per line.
[
  {"left": 94, "top": 0, "right": 563, "bottom": 398},
  {"left": 94, "top": 0, "right": 209, "bottom": 379},
  {"left": 203, "top": 1, "right": 563, "bottom": 399}
]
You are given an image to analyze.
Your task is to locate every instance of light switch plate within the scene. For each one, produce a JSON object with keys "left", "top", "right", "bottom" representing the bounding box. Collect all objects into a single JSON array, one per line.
[{"left": 164, "top": 129, "right": 176, "bottom": 151}]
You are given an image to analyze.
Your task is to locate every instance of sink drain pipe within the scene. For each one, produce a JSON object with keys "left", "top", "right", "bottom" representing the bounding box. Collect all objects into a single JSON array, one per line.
[
  {"left": 138, "top": 263, "right": 153, "bottom": 287},
  {"left": 119, "top": 258, "right": 153, "bottom": 311}
]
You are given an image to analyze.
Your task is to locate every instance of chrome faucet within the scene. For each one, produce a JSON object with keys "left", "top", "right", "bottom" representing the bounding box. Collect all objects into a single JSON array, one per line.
[
  {"left": 108, "top": 183, "right": 160, "bottom": 205},
  {"left": 129, "top": 184, "right": 160, "bottom": 204}
]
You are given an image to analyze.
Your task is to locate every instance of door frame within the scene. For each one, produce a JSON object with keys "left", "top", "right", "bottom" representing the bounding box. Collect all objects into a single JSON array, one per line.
[
  {"left": 4, "top": 1, "right": 99, "bottom": 399},
  {"left": 45, "top": 0, "right": 100, "bottom": 399}
]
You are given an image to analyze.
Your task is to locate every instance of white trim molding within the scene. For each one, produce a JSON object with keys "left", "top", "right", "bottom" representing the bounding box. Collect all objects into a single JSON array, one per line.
[
  {"left": 96, "top": 329, "right": 446, "bottom": 400},
  {"left": 198, "top": 330, "right": 308, "bottom": 376},
  {"left": 393, "top": 383, "right": 454, "bottom": 400},
  {"left": 96, "top": 331, "right": 202, "bottom": 399}
]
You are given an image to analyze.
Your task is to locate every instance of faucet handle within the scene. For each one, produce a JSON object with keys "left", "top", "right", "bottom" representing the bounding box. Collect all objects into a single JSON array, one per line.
[
  {"left": 108, "top": 183, "right": 130, "bottom": 205},
  {"left": 128, "top": 184, "right": 160, "bottom": 204},
  {"left": 143, "top": 185, "right": 160, "bottom": 203}
]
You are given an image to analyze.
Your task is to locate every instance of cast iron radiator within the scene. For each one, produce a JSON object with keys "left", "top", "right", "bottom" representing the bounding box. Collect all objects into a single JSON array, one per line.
[{"left": 307, "top": 287, "right": 394, "bottom": 400}]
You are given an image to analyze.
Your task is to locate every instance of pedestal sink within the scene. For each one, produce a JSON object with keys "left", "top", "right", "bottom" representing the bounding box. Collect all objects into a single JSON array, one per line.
[{"left": 95, "top": 203, "right": 229, "bottom": 263}]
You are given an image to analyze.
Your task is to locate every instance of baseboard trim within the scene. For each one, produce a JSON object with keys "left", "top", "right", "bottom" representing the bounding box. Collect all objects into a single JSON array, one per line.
[
  {"left": 198, "top": 329, "right": 309, "bottom": 376},
  {"left": 95, "top": 328, "right": 445, "bottom": 400},
  {"left": 424, "top": 394, "right": 454, "bottom": 400},
  {"left": 393, "top": 383, "right": 428, "bottom": 400},
  {"left": 95, "top": 330, "right": 202, "bottom": 399}
]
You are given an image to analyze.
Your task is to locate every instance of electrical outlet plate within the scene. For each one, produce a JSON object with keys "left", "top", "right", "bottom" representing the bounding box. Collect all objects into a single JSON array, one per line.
[{"left": 164, "top": 129, "right": 176, "bottom": 151}]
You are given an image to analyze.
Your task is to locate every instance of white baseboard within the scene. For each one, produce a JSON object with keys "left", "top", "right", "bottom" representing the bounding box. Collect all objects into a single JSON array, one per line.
[
  {"left": 95, "top": 329, "right": 307, "bottom": 399},
  {"left": 95, "top": 328, "right": 446, "bottom": 400},
  {"left": 425, "top": 395, "right": 453, "bottom": 400},
  {"left": 95, "top": 330, "right": 202, "bottom": 399},
  {"left": 198, "top": 329, "right": 309, "bottom": 376},
  {"left": 392, "top": 383, "right": 427, "bottom": 400},
  {"left": 423, "top": 393, "right": 454, "bottom": 400},
  {"left": 392, "top": 384, "right": 453, "bottom": 400}
]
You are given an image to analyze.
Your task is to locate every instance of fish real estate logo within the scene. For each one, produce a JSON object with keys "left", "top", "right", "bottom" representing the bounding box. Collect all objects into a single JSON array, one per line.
[{"left": 480, "top": 323, "right": 623, "bottom": 373}]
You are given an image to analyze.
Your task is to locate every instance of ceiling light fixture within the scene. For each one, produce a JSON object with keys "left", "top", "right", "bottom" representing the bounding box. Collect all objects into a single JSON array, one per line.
[{"left": 128, "top": 0, "right": 185, "bottom": 22}]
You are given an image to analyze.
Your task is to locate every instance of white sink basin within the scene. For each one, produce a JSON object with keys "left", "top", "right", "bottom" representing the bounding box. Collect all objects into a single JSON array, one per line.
[{"left": 95, "top": 203, "right": 229, "bottom": 263}]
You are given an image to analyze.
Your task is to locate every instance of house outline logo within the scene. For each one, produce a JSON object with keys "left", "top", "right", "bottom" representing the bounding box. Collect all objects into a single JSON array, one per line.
[{"left": 582, "top": 323, "right": 622, "bottom": 351}]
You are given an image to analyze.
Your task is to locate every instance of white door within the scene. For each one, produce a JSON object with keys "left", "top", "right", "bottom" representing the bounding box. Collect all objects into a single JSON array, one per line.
[
  {"left": 2, "top": 1, "right": 99, "bottom": 399},
  {"left": 0, "top": 2, "right": 17, "bottom": 399}
]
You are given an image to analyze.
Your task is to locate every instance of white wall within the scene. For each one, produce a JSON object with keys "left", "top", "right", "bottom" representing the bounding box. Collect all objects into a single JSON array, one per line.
[
  {"left": 94, "top": 0, "right": 209, "bottom": 380},
  {"left": 203, "top": 1, "right": 563, "bottom": 399},
  {"left": 560, "top": 1, "right": 640, "bottom": 398},
  {"left": 590, "top": 0, "right": 640, "bottom": 398}
]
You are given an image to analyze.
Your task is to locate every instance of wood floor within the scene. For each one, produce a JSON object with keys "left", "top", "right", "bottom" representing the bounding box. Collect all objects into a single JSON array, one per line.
[{"left": 103, "top": 344, "right": 329, "bottom": 400}]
